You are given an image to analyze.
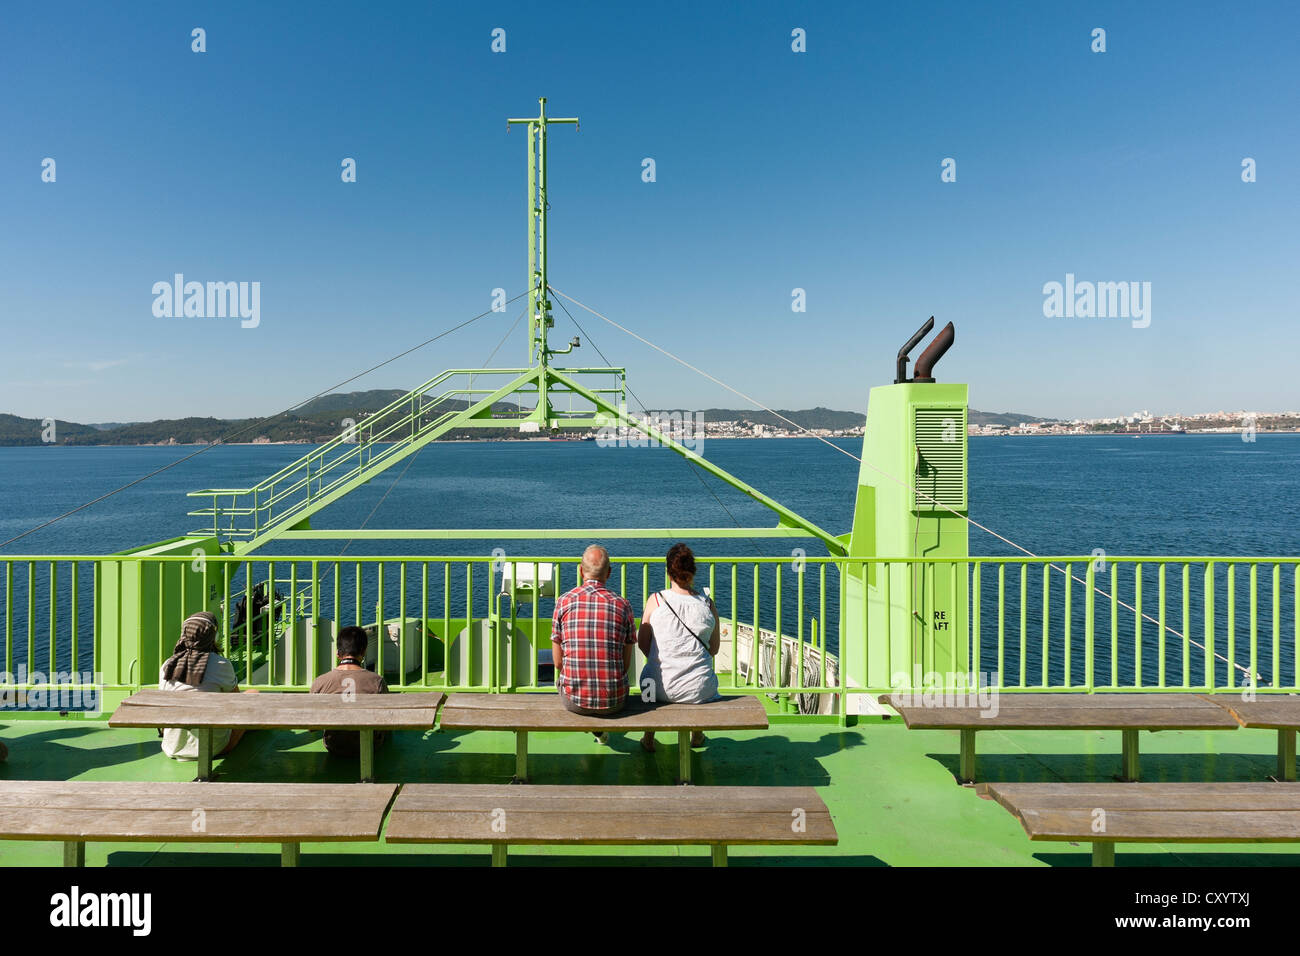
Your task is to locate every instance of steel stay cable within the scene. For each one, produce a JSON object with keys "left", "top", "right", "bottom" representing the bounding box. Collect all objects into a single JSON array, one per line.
[
  {"left": 552, "top": 294, "right": 764, "bottom": 555},
  {"left": 549, "top": 284, "right": 1258, "bottom": 682},
  {"left": 325, "top": 304, "right": 529, "bottom": 578},
  {"left": 0, "top": 292, "right": 530, "bottom": 552}
]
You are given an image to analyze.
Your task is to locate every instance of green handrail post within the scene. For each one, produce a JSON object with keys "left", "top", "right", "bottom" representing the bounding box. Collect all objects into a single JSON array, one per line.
[
  {"left": 1157, "top": 563, "right": 1166, "bottom": 688},
  {"left": 1133, "top": 562, "right": 1142, "bottom": 688},
  {"left": 972, "top": 563, "right": 982, "bottom": 682},
  {"left": 1110, "top": 563, "right": 1119, "bottom": 686},
  {"left": 1018, "top": 564, "right": 1027, "bottom": 687},
  {"left": 1041, "top": 564, "right": 1049, "bottom": 686},
  {"left": 1227, "top": 563, "right": 1236, "bottom": 690},
  {"left": 1204, "top": 562, "right": 1215, "bottom": 688},
  {"left": 1085, "top": 561, "right": 1095, "bottom": 690},
  {"left": 48, "top": 561, "right": 57, "bottom": 676},
  {"left": 1064, "top": 563, "right": 1072, "bottom": 687}
]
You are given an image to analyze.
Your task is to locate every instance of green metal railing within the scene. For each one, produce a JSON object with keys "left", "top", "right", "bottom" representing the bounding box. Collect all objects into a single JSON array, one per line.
[
  {"left": 185, "top": 370, "right": 522, "bottom": 541},
  {"left": 1, "top": 555, "right": 1297, "bottom": 713}
]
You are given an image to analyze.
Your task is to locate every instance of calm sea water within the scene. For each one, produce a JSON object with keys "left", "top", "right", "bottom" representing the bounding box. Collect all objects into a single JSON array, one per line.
[{"left": 2, "top": 434, "right": 1297, "bottom": 557}]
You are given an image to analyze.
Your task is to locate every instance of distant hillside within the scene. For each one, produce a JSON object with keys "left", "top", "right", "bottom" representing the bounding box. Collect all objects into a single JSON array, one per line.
[
  {"left": 0, "top": 390, "right": 529, "bottom": 446},
  {"left": 968, "top": 409, "right": 1054, "bottom": 426},
  {"left": 0, "top": 413, "right": 103, "bottom": 445},
  {"left": 0, "top": 394, "right": 1050, "bottom": 446}
]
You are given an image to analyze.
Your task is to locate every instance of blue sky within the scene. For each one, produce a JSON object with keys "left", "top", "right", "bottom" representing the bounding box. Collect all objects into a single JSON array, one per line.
[{"left": 1, "top": 0, "right": 1297, "bottom": 423}]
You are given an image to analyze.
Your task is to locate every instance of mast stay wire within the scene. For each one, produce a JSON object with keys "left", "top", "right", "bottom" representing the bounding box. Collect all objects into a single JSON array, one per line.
[
  {"left": 548, "top": 284, "right": 1258, "bottom": 684},
  {"left": 328, "top": 304, "right": 529, "bottom": 567},
  {"left": 552, "top": 295, "right": 768, "bottom": 558},
  {"left": 0, "top": 291, "right": 531, "bottom": 552}
]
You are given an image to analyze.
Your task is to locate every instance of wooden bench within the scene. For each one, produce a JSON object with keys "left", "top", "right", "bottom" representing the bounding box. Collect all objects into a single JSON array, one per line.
[
  {"left": 385, "top": 783, "right": 836, "bottom": 865},
  {"left": 0, "top": 780, "right": 397, "bottom": 866},
  {"left": 437, "top": 693, "right": 768, "bottom": 783},
  {"left": 1201, "top": 695, "right": 1300, "bottom": 780},
  {"left": 879, "top": 693, "right": 1240, "bottom": 783},
  {"left": 109, "top": 689, "right": 445, "bottom": 781},
  {"left": 980, "top": 781, "right": 1300, "bottom": 865}
]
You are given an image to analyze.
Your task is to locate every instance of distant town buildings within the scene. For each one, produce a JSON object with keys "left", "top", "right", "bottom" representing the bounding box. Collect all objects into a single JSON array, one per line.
[{"left": 968, "top": 409, "right": 1300, "bottom": 437}]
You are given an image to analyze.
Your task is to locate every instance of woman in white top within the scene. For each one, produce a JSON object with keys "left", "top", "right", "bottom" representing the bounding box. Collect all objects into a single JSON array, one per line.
[
  {"left": 637, "top": 543, "right": 721, "bottom": 753},
  {"left": 158, "top": 611, "right": 256, "bottom": 760}
]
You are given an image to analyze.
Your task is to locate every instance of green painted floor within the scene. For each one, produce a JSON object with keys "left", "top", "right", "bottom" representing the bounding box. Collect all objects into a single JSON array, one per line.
[{"left": 1, "top": 716, "right": 1298, "bottom": 866}]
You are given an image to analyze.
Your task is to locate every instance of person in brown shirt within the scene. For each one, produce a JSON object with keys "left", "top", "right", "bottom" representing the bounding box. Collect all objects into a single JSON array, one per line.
[{"left": 310, "top": 625, "right": 389, "bottom": 757}]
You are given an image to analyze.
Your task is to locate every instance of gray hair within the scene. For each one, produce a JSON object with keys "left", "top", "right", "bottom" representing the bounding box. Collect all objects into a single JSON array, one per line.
[{"left": 580, "top": 544, "right": 611, "bottom": 581}]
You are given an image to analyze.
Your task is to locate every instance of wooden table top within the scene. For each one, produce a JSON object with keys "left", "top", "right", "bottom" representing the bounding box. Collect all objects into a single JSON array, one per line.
[
  {"left": 438, "top": 693, "right": 769, "bottom": 732},
  {"left": 878, "top": 692, "right": 1241, "bottom": 730},
  {"left": 108, "top": 688, "right": 445, "bottom": 730},
  {"left": 0, "top": 780, "right": 397, "bottom": 842},
  {"left": 385, "top": 784, "right": 836, "bottom": 845}
]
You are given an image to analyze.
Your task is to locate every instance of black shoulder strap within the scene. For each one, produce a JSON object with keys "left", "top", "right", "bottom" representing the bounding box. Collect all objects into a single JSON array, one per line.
[{"left": 657, "top": 590, "right": 710, "bottom": 651}]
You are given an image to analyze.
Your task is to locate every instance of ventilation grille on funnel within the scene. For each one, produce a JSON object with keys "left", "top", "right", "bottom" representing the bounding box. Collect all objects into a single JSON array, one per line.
[{"left": 913, "top": 407, "right": 967, "bottom": 511}]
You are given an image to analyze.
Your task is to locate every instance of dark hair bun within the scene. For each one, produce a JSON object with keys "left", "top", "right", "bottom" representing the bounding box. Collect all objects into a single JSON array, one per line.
[{"left": 666, "top": 542, "right": 696, "bottom": 585}]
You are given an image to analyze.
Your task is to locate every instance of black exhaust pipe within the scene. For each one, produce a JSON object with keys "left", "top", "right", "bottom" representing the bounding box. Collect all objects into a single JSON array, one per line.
[
  {"left": 912, "top": 321, "right": 955, "bottom": 383},
  {"left": 895, "top": 316, "right": 934, "bottom": 384}
]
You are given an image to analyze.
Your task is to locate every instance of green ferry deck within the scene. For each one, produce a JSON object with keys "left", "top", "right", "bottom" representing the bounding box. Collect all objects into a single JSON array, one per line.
[{"left": 3, "top": 695, "right": 1298, "bottom": 867}]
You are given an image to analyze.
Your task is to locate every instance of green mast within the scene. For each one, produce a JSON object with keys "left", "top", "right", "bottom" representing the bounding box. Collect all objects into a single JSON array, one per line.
[
  {"left": 507, "top": 97, "right": 578, "bottom": 374},
  {"left": 183, "top": 98, "right": 845, "bottom": 556}
]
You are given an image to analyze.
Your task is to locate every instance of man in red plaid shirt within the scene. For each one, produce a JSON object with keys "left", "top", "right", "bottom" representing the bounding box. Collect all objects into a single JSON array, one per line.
[{"left": 552, "top": 545, "right": 635, "bottom": 727}]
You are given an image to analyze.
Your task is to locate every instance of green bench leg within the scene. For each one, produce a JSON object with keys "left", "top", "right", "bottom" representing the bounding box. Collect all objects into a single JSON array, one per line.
[
  {"left": 1091, "top": 842, "right": 1115, "bottom": 867},
  {"left": 1278, "top": 730, "right": 1296, "bottom": 781},
  {"left": 196, "top": 729, "right": 214, "bottom": 782},
  {"left": 360, "top": 730, "right": 374, "bottom": 783},
  {"left": 281, "top": 843, "right": 300, "bottom": 867},
  {"left": 513, "top": 731, "right": 528, "bottom": 784},
  {"left": 491, "top": 844, "right": 508, "bottom": 867},
  {"left": 958, "top": 729, "right": 977, "bottom": 783},
  {"left": 1121, "top": 730, "right": 1140, "bottom": 782},
  {"left": 711, "top": 845, "right": 728, "bottom": 867},
  {"left": 678, "top": 731, "right": 692, "bottom": 784},
  {"left": 63, "top": 840, "right": 85, "bottom": 867}
]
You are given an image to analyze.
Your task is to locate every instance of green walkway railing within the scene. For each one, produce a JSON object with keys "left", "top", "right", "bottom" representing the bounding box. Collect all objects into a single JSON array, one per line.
[{"left": 1, "top": 555, "right": 1297, "bottom": 713}]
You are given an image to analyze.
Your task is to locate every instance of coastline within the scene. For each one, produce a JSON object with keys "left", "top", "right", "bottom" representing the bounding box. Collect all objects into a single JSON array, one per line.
[{"left": 4, "top": 430, "right": 1299, "bottom": 449}]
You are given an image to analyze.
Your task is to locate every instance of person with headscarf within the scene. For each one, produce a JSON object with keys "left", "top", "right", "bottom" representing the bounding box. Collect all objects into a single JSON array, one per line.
[{"left": 158, "top": 611, "right": 255, "bottom": 760}]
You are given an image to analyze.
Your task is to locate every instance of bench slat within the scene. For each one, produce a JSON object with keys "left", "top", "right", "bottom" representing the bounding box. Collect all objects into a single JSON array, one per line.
[
  {"left": 1017, "top": 808, "right": 1300, "bottom": 843},
  {"left": 983, "top": 782, "right": 1300, "bottom": 813},
  {"left": 386, "top": 812, "right": 837, "bottom": 845},
  {"left": 879, "top": 692, "right": 1238, "bottom": 730},
  {"left": 0, "top": 782, "right": 397, "bottom": 843},
  {"left": 109, "top": 690, "right": 444, "bottom": 730},
  {"left": 0, "top": 790, "right": 392, "bottom": 813},
  {"left": 0, "top": 809, "right": 388, "bottom": 842},
  {"left": 392, "top": 787, "right": 820, "bottom": 812},
  {"left": 893, "top": 694, "right": 1218, "bottom": 709},
  {"left": 386, "top": 784, "right": 834, "bottom": 846},
  {"left": 1202, "top": 696, "right": 1300, "bottom": 729},
  {"left": 440, "top": 694, "right": 767, "bottom": 731}
]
